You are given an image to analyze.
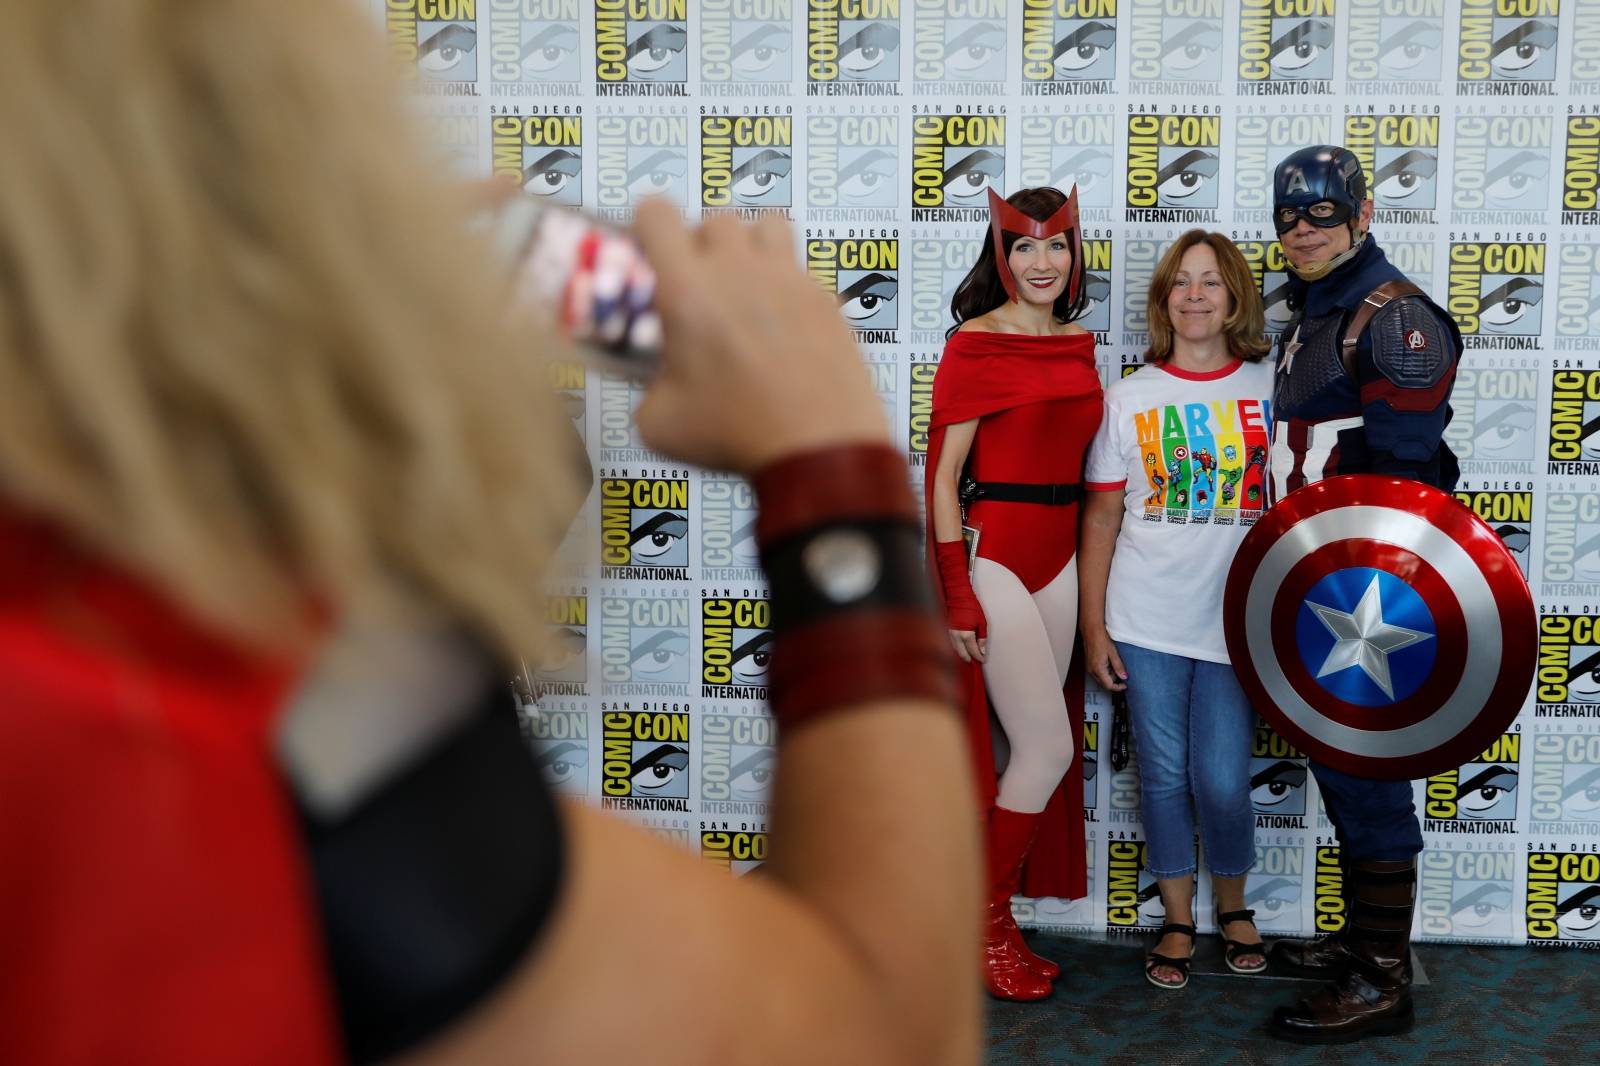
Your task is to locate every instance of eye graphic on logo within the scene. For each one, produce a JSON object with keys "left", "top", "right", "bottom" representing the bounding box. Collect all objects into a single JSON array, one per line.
[
  {"left": 1264, "top": 275, "right": 1294, "bottom": 327},
  {"left": 1374, "top": 150, "right": 1437, "bottom": 203},
  {"left": 523, "top": 149, "right": 581, "bottom": 199},
  {"left": 943, "top": 148, "right": 1003, "bottom": 205},
  {"left": 1250, "top": 759, "right": 1307, "bottom": 809},
  {"left": 1054, "top": 21, "right": 1115, "bottom": 76},
  {"left": 838, "top": 271, "right": 898, "bottom": 323},
  {"left": 731, "top": 24, "right": 791, "bottom": 78},
  {"left": 1156, "top": 150, "right": 1218, "bottom": 203},
  {"left": 1246, "top": 877, "right": 1302, "bottom": 924},
  {"left": 1136, "top": 880, "right": 1166, "bottom": 924},
  {"left": 839, "top": 149, "right": 896, "bottom": 204},
  {"left": 537, "top": 626, "right": 586, "bottom": 677},
  {"left": 731, "top": 514, "right": 761, "bottom": 564},
  {"left": 732, "top": 149, "right": 791, "bottom": 204},
  {"left": 1557, "top": 886, "right": 1600, "bottom": 938},
  {"left": 1378, "top": 19, "right": 1442, "bottom": 76},
  {"left": 839, "top": 22, "right": 899, "bottom": 79},
  {"left": 1490, "top": 524, "right": 1531, "bottom": 560},
  {"left": 1160, "top": 21, "right": 1220, "bottom": 75},
  {"left": 1490, "top": 20, "right": 1555, "bottom": 78},
  {"left": 1570, "top": 649, "right": 1600, "bottom": 704},
  {"left": 1562, "top": 764, "right": 1600, "bottom": 822},
  {"left": 944, "top": 22, "right": 1004, "bottom": 76},
  {"left": 1457, "top": 764, "right": 1517, "bottom": 818},
  {"left": 1478, "top": 277, "right": 1543, "bottom": 333},
  {"left": 627, "top": 150, "right": 686, "bottom": 199},
  {"left": 732, "top": 632, "right": 775, "bottom": 685},
  {"left": 631, "top": 743, "right": 688, "bottom": 792},
  {"left": 1270, "top": 19, "right": 1331, "bottom": 76},
  {"left": 626, "top": 24, "right": 687, "bottom": 79},
  {"left": 1450, "top": 882, "right": 1511, "bottom": 930},
  {"left": 630, "top": 630, "right": 688, "bottom": 681},
  {"left": 1050, "top": 147, "right": 1112, "bottom": 203},
  {"left": 1573, "top": 530, "right": 1600, "bottom": 582},
  {"left": 418, "top": 24, "right": 477, "bottom": 74},
  {"left": 1484, "top": 151, "right": 1548, "bottom": 203},
  {"left": 1471, "top": 402, "right": 1533, "bottom": 458},
  {"left": 1082, "top": 273, "right": 1111, "bottom": 320},
  {"left": 730, "top": 748, "right": 776, "bottom": 800},
  {"left": 630, "top": 511, "right": 687, "bottom": 559},
  {"left": 534, "top": 741, "right": 588, "bottom": 789},
  {"left": 522, "top": 23, "right": 577, "bottom": 74}
]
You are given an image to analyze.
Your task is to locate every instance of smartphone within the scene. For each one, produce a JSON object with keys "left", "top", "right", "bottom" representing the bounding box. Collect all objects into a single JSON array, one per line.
[{"left": 480, "top": 196, "right": 661, "bottom": 380}]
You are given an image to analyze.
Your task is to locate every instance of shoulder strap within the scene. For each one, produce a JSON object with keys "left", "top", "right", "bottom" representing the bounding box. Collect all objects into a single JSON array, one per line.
[{"left": 1339, "top": 279, "right": 1424, "bottom": 377}]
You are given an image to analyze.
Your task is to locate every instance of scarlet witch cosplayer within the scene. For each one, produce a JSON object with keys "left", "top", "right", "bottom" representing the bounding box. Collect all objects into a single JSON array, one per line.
[{"left": 925, "top": 187, "right": 1102, "bottom": 1001}]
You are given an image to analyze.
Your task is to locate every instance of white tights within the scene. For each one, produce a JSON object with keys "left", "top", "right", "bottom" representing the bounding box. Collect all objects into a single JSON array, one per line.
[{"left": 974, "top": 556, "right": 1079, "bottom": 814}]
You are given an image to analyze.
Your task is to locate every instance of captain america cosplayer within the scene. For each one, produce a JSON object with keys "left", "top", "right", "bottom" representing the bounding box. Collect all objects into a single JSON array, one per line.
[{"left": 1261, "top": 146, "right": 1462, "bottom": 1044}]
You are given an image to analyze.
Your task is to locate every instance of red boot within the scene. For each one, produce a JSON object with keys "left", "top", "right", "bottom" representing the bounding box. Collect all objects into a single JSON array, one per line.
[{"left": 982, "top": 807, "right": 1058, "bottom": 999}]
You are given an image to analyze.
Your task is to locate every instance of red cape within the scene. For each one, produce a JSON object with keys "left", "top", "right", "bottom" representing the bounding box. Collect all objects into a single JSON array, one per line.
[{"left": 924, "top": 330, "right": 1101, "bottom": 900}]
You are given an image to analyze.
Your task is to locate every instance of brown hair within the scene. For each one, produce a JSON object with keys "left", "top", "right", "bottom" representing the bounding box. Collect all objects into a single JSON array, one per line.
[
  {"left": 1142, "top": 231, "right": 1271, "bottom": 363},
  {"left": 0, "top": 0, "right": 582, "bottom": 661}
]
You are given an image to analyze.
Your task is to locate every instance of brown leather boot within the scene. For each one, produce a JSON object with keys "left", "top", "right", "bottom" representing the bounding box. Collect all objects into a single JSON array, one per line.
[
  {"left": 981, "top": 807, "right": 1055, "bottom": 1000},
  {"left": 1268, "top": 852, "right": 1352, "bottom": 977},
  {"left": 1270, "top": 859, "right": 1417, "bottom": 1044}
]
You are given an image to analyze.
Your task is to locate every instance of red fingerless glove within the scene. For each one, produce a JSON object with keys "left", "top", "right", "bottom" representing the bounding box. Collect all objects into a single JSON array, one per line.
[{"left": 934, "top": 540, "right": 986, "bottom": 638}]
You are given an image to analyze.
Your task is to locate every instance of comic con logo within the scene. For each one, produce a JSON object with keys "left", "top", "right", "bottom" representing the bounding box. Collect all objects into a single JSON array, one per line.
[
  {"left": 701, "top": 828, "right": 770, "bottom": 874},
  {"left": 600, "top": 593, "right": 691, "bottom": 690},
  {"left": 487, "top": 0, "right": 580, "bottom": 84},
  {"left": 910, "top": 112, "right": 1006, "bottom": 219},
  {"left": 1251, "top": 723, "right": 1309, "bottom": 823},
  {"left": 1419, "top": 848, "right": 1516, "bottom": 940},
  {"left": 1542, "top": 490, "right": 1600, "bottom": 592},
  {"left": 1458, "top": 0, "right": 1559, "bottom": 85},
  {"left": 1247, "top": 843, "right": 1305, "bottom": 932},
  {"left": 1552, "top": 238, "right": 1600, "bottom": 350},
  {"left": 702, "top": 114, "right": 793, "bottom": 210},
  {"left": 1121, "top": 237, "right": 1162, "bottom": 336},
  {"left": 703, "top": 0, "right": 793, "bottom": 83},
  {"left": 1234, "top": 112, "right": 1334, "bottom": 216},
  {"left": 701, "top": 712, "right": 777, "bottom": 809},
  {"left": 597, "top": 113, "right": 688, "bottom": 212},
  {"left": 599, "top": 475, "right": 690, "bottom": 577},
  {"left": 1079, "top": 238, "right": 1113, "bottom": 333},
  {"left": 388, "top": 0, "right": 480, "bottom": 81},
  {"left": 1021, "top": 0, "right": 1117, "bottom": 84},
  {"left": 1127, "top": 0, "right": 1224, "bottom": 82},
  {"left": 808, "top": 236, "right": 901, "bottom": 339},
  {"left": 1236, "top": 237, "right": 1295, "bottom": 334},
  {"left": 1345, "top": 112, "right": 1439, "bottom": 218},
  {"left": 1105, "top": 838, "right": 1162, "bottom": 928},
  {"left": 1526, "top": 851, "right": 1600, "bottom": 946},
  {"left": 1018, "top": 114, "right": 1116, "bottom": 214},
  {"left": 907, "top": 235, "right": 981, "bottom": 341},
  {"left": 1563, "top": 117, "right": 1600, "bottom": 225},
  {"left": 1125, "top": 112, "right": 1222, "bottom": 220},
  {"left": 1535, "top": 614, "right": 1600, "bottom": 715},
  {"left": 535, "top": 594, "right": 588, "bottom": 692},
  {"left": 700, "top": 478, "right": 761, "bottom": 576},
  {"left": 1311, "top": 844, "right": 1347, "bottom": 932},
  {"left": 909, "top": 359, "right": 937, "bottom": 460},
  {"left": 525, "top": 709, "right": 590, "bottom": 794},
  {"left": 1346, "top": 0, "right": 1445, "bottom": 84},
  {"left": 595, "top": 0, "right": 688, "bottom": 83},
  {"left": 1454, "top": 113, "right": 1551, "bottom": 216},
  {"left": 1531, "top": 731, "right": 1600, "bottom": 829},
  {"left": 1237, "top": 0, "right": 1336, "bottom": 88},
  {"left": 807, "top": 0, "right": 903, "bottom": 84},
  {"left": 1547, "top": 369, "right": 1600, "bottom": 470},
  {"left": 701, "top": 596, "right": 773, "bottom": 699},
  {"left": 600, "top": 711, "right": 690, "bottom": 806},
  {"left": 1446, "top": 240, "right": 1546, "bottom": 342},
  {"left": 913, "top": 0, "right": 1006, "bottom": 85},
  {"left": 1423, "top": 731, "right": 1522, "bottom": 831},
  {"left": 808, "top": 113, "right": 899, "bottom": 211},
  {"left": 491, "top": 112, "right": 582, "bottom": 204},
  {"left": 1453, "top": 489, "right": 1534, "bottom": 576}
]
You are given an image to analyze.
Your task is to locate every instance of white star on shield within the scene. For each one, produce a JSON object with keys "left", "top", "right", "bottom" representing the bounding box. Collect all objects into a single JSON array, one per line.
[{"left": 1306, "top": 575, "right": 1433, "bottom": 701}]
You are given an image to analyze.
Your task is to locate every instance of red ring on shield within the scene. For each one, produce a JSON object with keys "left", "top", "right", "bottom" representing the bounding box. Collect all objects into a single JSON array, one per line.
[{"left": 1224, "top": 475, "right": 1537, "bottom": 780}]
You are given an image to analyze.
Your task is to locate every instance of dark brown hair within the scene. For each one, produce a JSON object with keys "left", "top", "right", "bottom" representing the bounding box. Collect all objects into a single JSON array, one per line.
[
  {"left": 946, "top": 187, "right": 1089, "bottom": 338},
  {"left": 1143, "top": 230, "right": 1271, "bottom": 363}
]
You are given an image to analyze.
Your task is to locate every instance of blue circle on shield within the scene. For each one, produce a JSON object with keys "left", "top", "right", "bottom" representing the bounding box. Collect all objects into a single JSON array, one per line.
[{"left": 1295, "top": 567, "right": 1437, "bottom": 707}]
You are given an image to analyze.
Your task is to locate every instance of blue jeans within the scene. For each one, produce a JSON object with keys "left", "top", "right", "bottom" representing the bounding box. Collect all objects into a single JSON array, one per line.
[
  {"left": 1114, "top": 642, "right": 1255, "bottom": 879},
  {"left": 1309, "top": 759, "right": 1424, "bottom": 861}
]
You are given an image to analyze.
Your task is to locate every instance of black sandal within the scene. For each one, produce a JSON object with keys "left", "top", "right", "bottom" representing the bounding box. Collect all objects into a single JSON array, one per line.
[
  {"left": 1144, "top": 922, "right": 1195, "bottom": 990},
  {"left": 1217, "top": 908, "right": 1267, "bottom": 974}
]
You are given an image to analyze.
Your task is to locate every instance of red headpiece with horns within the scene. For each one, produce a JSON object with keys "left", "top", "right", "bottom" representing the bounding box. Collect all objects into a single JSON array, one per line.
[{"left": 986, "top": 186, "right": 1083, "bottom": 304}]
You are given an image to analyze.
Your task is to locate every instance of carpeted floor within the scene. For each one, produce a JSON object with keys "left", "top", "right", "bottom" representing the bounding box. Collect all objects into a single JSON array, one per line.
[{"left": 985, "top": 933, "right": 1599, "bottom": 1065}]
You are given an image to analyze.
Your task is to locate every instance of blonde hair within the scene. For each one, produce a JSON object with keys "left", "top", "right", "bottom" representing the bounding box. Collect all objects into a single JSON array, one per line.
[
  {"left": 1143, "top": 230, "right": 1271, "bottom": 364},
  {"left": 0, "top": 0, "right": 581, "bottom": 662}
]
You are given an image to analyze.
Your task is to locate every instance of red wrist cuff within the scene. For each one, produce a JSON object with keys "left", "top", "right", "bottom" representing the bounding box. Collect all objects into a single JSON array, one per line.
[{"left": 752, "top": 442, "right": 916, "bottom": 546}]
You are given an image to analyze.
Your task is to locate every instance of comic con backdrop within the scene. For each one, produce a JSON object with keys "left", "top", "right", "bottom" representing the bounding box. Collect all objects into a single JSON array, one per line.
[{"left": 375, "top": 0, "right": 1600, "bottom": 947}]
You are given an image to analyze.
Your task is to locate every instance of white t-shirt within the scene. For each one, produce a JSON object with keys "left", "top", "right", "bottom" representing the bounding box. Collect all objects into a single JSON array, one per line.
[{"left": 1084, "top": 359, "right": 1276, "bottom": 663}]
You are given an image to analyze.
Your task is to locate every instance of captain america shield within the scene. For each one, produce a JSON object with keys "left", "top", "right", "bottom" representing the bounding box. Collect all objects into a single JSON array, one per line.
[{"left": 1224, "top": 475, "right": 1536, "bottom": 780}]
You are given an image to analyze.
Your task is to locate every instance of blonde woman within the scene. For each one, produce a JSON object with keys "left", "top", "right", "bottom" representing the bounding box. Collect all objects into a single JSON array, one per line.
[{"left": 0, "top": 3, "right": 976, "bottom": 1064}]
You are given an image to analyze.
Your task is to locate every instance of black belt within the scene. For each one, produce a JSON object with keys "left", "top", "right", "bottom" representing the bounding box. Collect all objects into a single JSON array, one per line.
[{"left": 960, "top": 478, "right": 1083, "bottom": 508}]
